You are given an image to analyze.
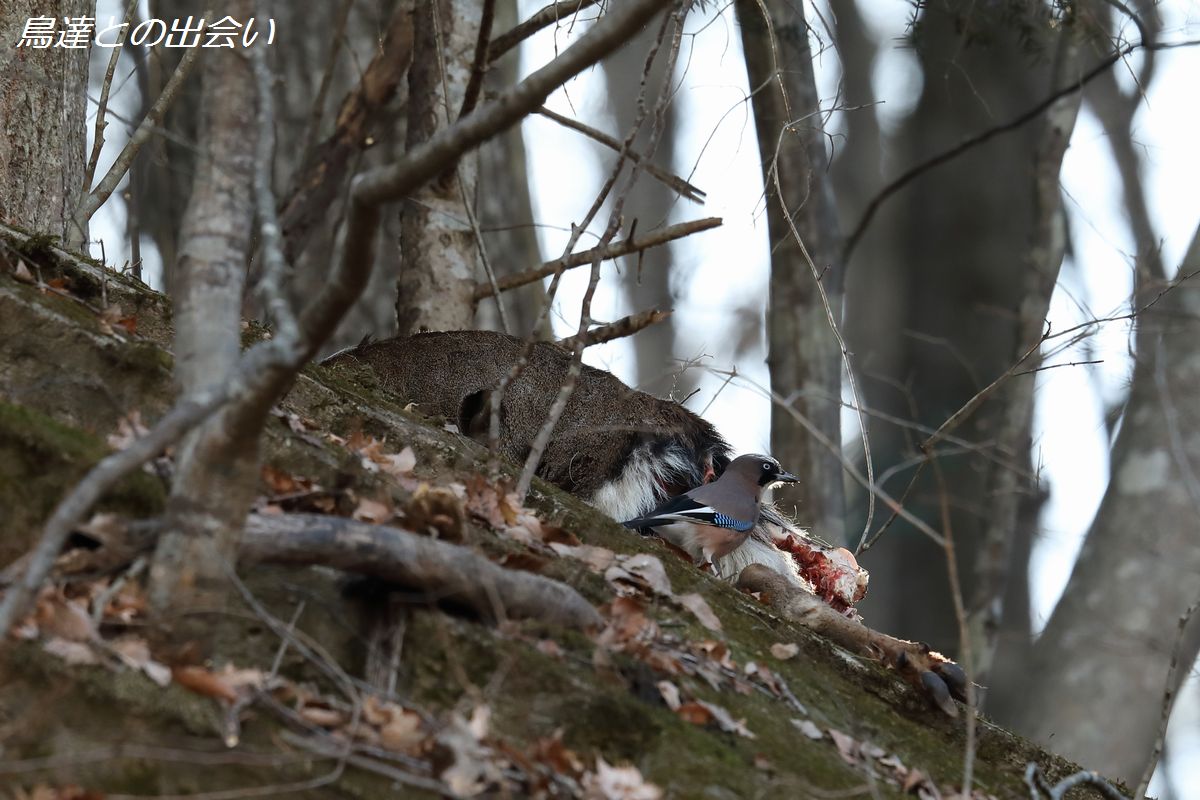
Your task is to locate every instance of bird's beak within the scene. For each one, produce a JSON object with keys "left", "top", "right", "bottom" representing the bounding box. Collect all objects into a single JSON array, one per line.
[{"left": 776, "top": 470, "right": 800, "bottom": 484}]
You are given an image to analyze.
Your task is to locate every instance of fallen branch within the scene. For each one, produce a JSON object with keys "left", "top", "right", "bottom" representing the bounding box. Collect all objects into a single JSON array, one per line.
[
  {"left": 241, "top": 513, "right": 602, "bottom": 630},
  {"left": 472, "top": 216, "right": 721, "bottom": 301},
  {"left": 535, "top": 106, "right": 705, "bottom": 202},
  {"left": 557, "top": 308, "right": 670, "bottom": 352},
  {"left": 736, "top": 564, "right": 966, "bottom": 717}
]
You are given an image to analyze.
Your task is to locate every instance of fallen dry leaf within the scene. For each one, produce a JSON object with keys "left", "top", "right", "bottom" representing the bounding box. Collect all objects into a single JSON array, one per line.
[
  {"left": 770, "top": 642, "right": 799, "bottom": 660},
  {"left": 677, "top": 592, "right": 722, "bottom": 632},
  {"left": 792, "top": 718, "right": 823, "bottom": 740},
  {"left": 582, "top": 756, "right": 662, "bottom": 800},
  {"left": 171, "top": 665, "right": 239, "bottom": 703},
  {"left": 13, "top": 259, "right": 35, "bottom": 283},
  {"left": 110, "top": 636, "right": 171, "bottom": 686},
  {"left": 353, "top": 496, "right": 393, "bottom": 524},
  {"left": 43, "top": 637, "right": 98, "bottom": 666},
  {"left": 379, "top": 708, "right": 424, "bottom": 753},
  {"left": 656, "top": 680, "right": 682, "bottom": 711},
  {"left": 827, "top": 728, "right": 859, "bottom": 765},
  {"left": 550, "top": 542, "right": 616, "bottom": 572},
  {"left": 106, "top": 411, "right": 149, "bottom": 451},
  {"left": 35, "top": 592, "right": 96, "bottom": 642}
]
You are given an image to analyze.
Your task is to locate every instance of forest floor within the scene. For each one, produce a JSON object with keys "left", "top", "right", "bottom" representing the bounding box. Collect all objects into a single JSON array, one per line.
[{"left": 0, "top": 229, "right": 1099, "bottom": 798}]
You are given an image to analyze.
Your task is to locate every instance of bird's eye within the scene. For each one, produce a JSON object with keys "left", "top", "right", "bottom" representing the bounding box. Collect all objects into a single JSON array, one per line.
[{"left": 762, "top": 463, "right": 771, "bottom": 471}]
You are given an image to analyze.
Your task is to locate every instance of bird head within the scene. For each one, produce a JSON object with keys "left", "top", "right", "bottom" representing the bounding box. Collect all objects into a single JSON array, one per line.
[{"left": 725, "top": 454, "right": 800, "bottom": 489}]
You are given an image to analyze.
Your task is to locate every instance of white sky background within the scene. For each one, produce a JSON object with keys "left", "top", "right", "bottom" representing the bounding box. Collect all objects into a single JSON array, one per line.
[{"left": 81, "top": 0, "right": 1200, "bottom": 793}]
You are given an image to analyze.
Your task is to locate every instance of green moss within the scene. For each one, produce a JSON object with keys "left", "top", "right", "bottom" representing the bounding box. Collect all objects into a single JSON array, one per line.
[{"left": 0, "top": 400, "right": 165, "bottom": 561}]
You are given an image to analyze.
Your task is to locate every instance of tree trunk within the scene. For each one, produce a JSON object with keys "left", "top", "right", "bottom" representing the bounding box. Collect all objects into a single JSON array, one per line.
[
  {"left": 0, "top": 0, "right": 89, "bottom": 242},
  {"left": 148, "top": 5, "right": 259, "bottom": 621},
  {"left": 737, "top": 0, "right": 845, "bottom": 540},
  {"left": 396, "top": 0, "right": 482, "bottom": 335},
  {"left": 1010, "top": 223, "right": 1200, "bottom": 785},
  {"left": 842, "top": 3, "right": 1049, "bottom": 654}
]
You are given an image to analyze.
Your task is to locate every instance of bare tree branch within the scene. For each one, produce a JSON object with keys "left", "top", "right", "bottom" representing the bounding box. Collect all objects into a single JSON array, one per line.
[
  {"left": 1135, "top": 602, "right": 1200, "bottom": 799},
  {"left": 557, "top": 308, "right": 671, "bottom": 352},
  {"left": 473, "top": 216, "right": 721, "bottom": 300},
  {"left": 70, "top": 36, "right": 204, "bottom": 248},
  {"left": 843, "top": 38, "right": 1200, "bottom": 263},
  {"left": 458, "top": 0, "right": 497, "bottom": 120},
  {"left": 488, "top": 0, "right": 601, "bottom": 61},
  {"left": 534, "top": 106, "right": 706, "bottom": 202},
  {"left": 80, "top": 0, "right": 137, "bottom": 199},
  {"left": 241, "top": 513, "right": 602, "bottom": 630}
]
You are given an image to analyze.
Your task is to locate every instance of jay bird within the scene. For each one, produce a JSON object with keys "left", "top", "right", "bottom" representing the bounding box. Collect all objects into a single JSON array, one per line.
[{"left": 621, "top": 454, "right": 800, "bottom": 565}]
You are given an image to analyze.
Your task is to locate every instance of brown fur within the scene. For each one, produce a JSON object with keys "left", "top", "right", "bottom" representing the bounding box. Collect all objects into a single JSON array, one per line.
[{"left": 322, "top": 331, "right": 729, "bottom": 502}]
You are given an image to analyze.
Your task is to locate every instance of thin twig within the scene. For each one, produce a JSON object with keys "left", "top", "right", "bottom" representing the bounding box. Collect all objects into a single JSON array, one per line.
[
  {"left": 489, "top": 0, "right": 601, "bottom": 60},
  {"left": 458, "top": 0, "right": 497, "bottom": 119},
  {"left": 931, "top": 459, "right": 975, "bottom": 796},
  {"left": 514, "top": 1, "right": 689, "bottom": 500},
  {"left": 74, "top": 28, "right": 205, "bottom": 235},
  {"left": 843, "top": 38, "right": 1200, "bottom": 263},
  {"left": 556, "top": 308, "right": 671, "bottom": 351},
  {"left": 473, "top": 216, "right": 721, "bottom": 299},
  {"left": 81, "top": 0, "right": 138, "bottom": 201},
  {"left": 1135, "top": 601, "right": 1200, "bottom": 799},
  {"left": 706, "top": 366, "right": 945, "bottom": 546},
  {"left": 767, "top": 124, "right": 876, "bottom": 547},
  {"left": 535, "top": 106, "right": 706, "bottom": 201}
]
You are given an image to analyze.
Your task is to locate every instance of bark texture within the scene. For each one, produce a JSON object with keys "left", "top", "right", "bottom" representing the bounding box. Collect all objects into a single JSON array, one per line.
[
  {"left": 1012, "top": 225, "right": 1200, "bottom": 784},
  {"left": 396, "top": 0, "right": 483, "bottom": 334},
  {"left": 149, "top": 12, "right": 259, "bottom": 617},
  {"left": 737, "top": 0, "right": 845, "bottom": 540},
  {"left": 0, "top": 0, "right": 89, "bottom": 241}
]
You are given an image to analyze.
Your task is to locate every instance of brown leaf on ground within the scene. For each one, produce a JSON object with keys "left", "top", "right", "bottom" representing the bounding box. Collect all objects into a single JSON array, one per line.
[
  {"left": 352, "top": 495, "right": 393, "bottom": 524},
  {"left": 550, "top": 542, "right": 616, "bottom": 572},
  {"left": 770, "top": 642, "right": 799, "bottom": 660},
  {"left": 35, "top": 590, "right": 96, "bottom": 642},
  {"left": 42, "top": 637, "right": 99, "bottom": 666},
  {"left": 695, "top": 700, "right": 755, "bottom": 739},
  {"left": 106, "top": 411, "right": 148, "bottom": 451},
  {"left": 656, "top": 680, "right": 682, "bottom": 711},
  {"left": 605, "top": 553, "right": 672, "bottom": 598},
  {"left": 171, "top": 665, "right": 239, "bottom": 703},
  {"left": 261, "top": 464, "right": 318, "bottom": 496},
  {"left": 12, "top": 259, "right": 35, "bottom": 283},
  {"left": 582, "top": 756, "right": 663, "bottom": 800},
  {"left": 379, "top": 708, "right": 425, "bottom": 754},
  {"left": 792, "top": 718, "right": 823, "bottom": 740},
  {"left": 827, "top": 728, "right": 859, "bottom": 765},
  {"left": 110, "top": 636, "right": 171, "bottom": 686},
  {"left": 528, "top": 731, "right": 586, "bottom": 777},
  {"left": 598, "top": 596, "right": 659, "bottom": 650},
  {"left": 677, "top": 592, "right": 722, "bottom": 632}
]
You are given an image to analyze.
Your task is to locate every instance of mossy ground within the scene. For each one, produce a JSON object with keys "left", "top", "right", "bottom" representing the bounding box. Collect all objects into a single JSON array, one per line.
[{"left": 0, "top": 230, "right": 1090, "bottom": 798}]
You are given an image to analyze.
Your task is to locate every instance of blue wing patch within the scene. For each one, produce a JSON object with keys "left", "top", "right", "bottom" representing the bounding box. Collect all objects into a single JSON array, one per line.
[{"left": 712, "top": 512, "right": 754, "bottom": 532}]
